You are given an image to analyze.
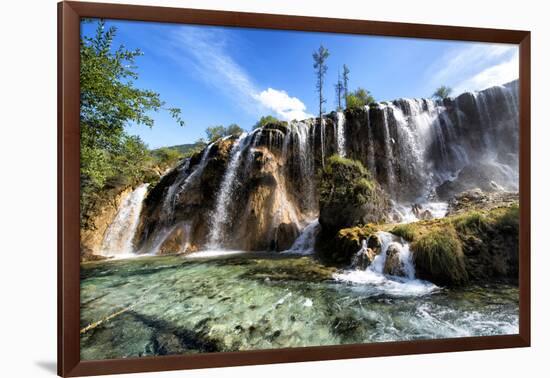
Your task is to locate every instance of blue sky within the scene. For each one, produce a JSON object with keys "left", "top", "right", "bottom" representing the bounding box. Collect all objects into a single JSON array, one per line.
[{"left": 82, "top": 19, "right": 519, "bottom": 149}]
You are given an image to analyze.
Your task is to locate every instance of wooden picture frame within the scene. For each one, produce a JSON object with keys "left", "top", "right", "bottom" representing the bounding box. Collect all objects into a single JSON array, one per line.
[{"left": 58, "top": 1, "right": 531, "bottom": 376}]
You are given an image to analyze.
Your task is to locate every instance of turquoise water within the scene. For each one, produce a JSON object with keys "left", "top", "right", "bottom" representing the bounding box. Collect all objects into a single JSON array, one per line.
[{"left": 80, "top": 252, "right": 519, "bottom": 360}]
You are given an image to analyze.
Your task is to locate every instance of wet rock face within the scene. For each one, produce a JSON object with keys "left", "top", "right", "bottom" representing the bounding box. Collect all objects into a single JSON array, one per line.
[
  {"left": 136, "top": 135, "right": 307, "bottom": 253},
  {"left": 81, "top": 185, "right": 134, "bottom": 258},
  {"left": 436, "top": 162, "right": 518, "bottom": 200},
  {"left": 135, "top": 140, "right": 233, "bottom": 252},
  {"left": 355, "top": 248, "right": 377, "bottom": 270}
]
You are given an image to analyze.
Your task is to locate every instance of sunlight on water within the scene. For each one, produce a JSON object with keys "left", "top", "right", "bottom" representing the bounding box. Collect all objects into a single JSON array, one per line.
[{"left": 80, "top": 254, "right": 519, "bottom": 360}]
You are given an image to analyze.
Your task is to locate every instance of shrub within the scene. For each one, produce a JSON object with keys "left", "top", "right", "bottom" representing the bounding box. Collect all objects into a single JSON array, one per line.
[{"left": 346, "top": 88, "right": 375, "bottom": 110}]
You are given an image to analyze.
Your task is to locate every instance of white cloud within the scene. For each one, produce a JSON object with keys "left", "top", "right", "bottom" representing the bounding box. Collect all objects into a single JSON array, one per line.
[
  {"left": 428, "top": 43, "right": 519, "bottom": 95},
  {"left": 255, "top": 88, "right": 313, "bottom": 121},
  {"left": 454, "top": 51, "right": 519, "bottom": 94},
  {"left": 168, "top": 27, "right": 258, "bottom": 112},
  {"left": 166, "top": 26, "right": 312, "bottom": 121}
]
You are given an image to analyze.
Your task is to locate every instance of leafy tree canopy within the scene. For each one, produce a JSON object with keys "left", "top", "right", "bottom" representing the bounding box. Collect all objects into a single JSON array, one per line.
[
  {"left": 80, "top": 19, "right": 184, "bottom": 225},
  {"left": 253, "top": 115, "right": 280, "bottom": 129},
  {"left": 205, "top": 124, "right": 244, "bottom": 142},
  {"left": 346, "top": 88, "right": 375, "bottom": 110},
  {"left": 432, "top": 85, "right": 453, "bottom": 100}
]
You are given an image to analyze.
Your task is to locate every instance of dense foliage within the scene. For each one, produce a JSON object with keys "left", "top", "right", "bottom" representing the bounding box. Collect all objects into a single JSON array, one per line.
[
  {"left": 205, "top": 124, "right": 244, "bottom": 142},
  {"left": 80, "top": 19, "right": 184, "bottom": 226},
  {"left": 432, "top": 85, "right": 453, "bottom": 100},
  {"left": 346, "top": 88, "right": 375, "bottom": 110},
  {"left": 253, "top": 115, "right": 280, "bottom": 129}
]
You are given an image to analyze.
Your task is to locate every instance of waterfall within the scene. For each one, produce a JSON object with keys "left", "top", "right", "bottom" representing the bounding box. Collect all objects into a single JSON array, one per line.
[
  {"left": 283, "top": 219, "right": 320, "bottom": 255},
  {"left": 335, "top": 231, "right": 437, "bottom": 296},
  {"left": 100, "top": 184, "right": 149, "bottom": 257},
  {"left": 319, "top": 118, "right": 326, "bottom": 167},
  {"left": 126, "top": 81, "right": 519, "bottom": 256},
  {"left": 286, "top": 121, "right": 315, "bottom": 213},
  {"left": 160, "top": 159, "right": 191, "bottom": 224},
  {"left": 207, "top": 133, "right": 251, "bottom": 249},
  {"left": 335, "top": 111, "right": 346, "bottom": 157},
  {"left": 379, "top": 105, "right": 397, "bottom": 197},
  {"left": 349, "top": 231, "right": 414, "bottom": 279}
]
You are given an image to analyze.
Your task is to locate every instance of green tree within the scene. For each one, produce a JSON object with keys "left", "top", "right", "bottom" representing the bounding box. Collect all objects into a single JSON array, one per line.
[
  {"left": 153, "top": 147, "right": 184, "bottom": 168},
  {"left": 80, "top": 19, "right": 184, "bottom": 222},
  {"left": 346, "top": 88, "right": 375, "bottom": 110},
  {"left": 226, "top": 123, "right": 244, "bottom": 137},
  {"left": 205, "top": 125, "right": 226, "bottom": 142},
  {"left": 205, "top": 124, "right": 244, "bottom": 142},
  {"left": 313, "top": 45, "right": 330, "bottom": 119},
  {"left": 432, "top": 85, "right": 453, "bottom": 101},
  {"left": 253, "top": 115, "right": 280, "bottom": 129},
  {"left": 342, "top": 64, "right": 350, "bottom": 107}
]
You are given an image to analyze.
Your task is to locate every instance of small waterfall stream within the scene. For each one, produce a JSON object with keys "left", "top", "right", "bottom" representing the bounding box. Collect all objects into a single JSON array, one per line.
[
  {"left": 335, "top": 111, "right": 346, "bottom": 157},
  {"left": 100, "top": 184, "right": 149, "bottom": 257},
  {"left": 207, "top": 133, "right": 252, "bottom": 249},
  {"left": 335, "top": 231, "right": 437, "bottom": 296},
  {"left": 283, "top": 219, "right": 320, "bottom": 255}
]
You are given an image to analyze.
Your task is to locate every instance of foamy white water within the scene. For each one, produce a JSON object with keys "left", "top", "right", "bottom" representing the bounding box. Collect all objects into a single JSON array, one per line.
[
  {"left": 283, "top": 219, "right": 320, "bottom": 255},
  {"left": 100, "top": 184, "right": 149, "bottom": 257},
  {"left": 334, "top": 231, "right": 439, "bottom": 297},
  {"left": 335, "top": 111, "right": 346, "bottom": 157}
]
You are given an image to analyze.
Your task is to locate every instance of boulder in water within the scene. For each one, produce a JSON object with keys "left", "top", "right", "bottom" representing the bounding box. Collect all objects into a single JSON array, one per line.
[
  {"left": 356, "top": 247, "right": 377, "bottom": 270},
  {"left": 383, "top": 243, "right": 407, "bottom": 277}
]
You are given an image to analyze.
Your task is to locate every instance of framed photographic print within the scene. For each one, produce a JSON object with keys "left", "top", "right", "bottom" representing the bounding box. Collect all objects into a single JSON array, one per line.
[{"left": 58, "top": 1, "right": 530, "bottom": 376}]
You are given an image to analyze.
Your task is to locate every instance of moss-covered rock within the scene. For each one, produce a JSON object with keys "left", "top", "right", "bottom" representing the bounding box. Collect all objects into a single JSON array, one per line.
[
  {"left": 318, "top": 155, "right": 390, "bottom": 234},
  {"left": 412, "top": 228, "right": 468, "bottom": 286},
  {"left": 388, "top": 201, "right": 519, "bottom": 285},
  {"left": 316, "top": 224, "right": 379, "bottom": 266}
]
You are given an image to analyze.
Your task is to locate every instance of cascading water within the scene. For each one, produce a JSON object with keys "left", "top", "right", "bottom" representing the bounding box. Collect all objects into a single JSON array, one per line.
[
  {"left": 335, "top": 111, "right": 346, "bottom": 157},
  {"left": 181, "top": 142, "right": 214, "bottom": 189},
  {"left": 283, "top": 219, "right": 320, "bottom": 255},
  {"left": 100, "top": 184, "right": 149, "bottom": 257},
  {"left": 319, "top": 118, "right": 326, "bottom": 167},
  {"left": 285, "top": 120, "right": 316, "bottom": 213},
  {"left": 160, "top": 160, "right": 191, "bottom": 224},
  {"left": 207, "top": 133, "right": 252, "bottom": 249},
  {"left": 334, "top": 231, "right": 437, "bottom": 296},
  {"left": 109, "top": 81, "right": 519, "bottom": 256}
]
